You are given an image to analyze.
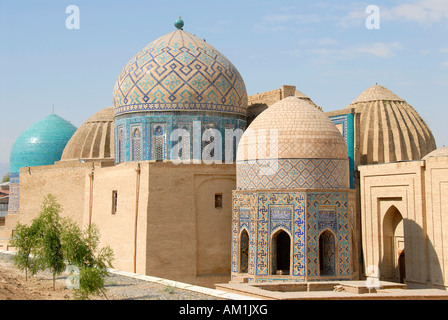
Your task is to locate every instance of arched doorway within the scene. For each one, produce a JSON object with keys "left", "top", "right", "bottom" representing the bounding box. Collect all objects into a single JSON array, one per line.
[
  {"left": 240, "top": 229, "right": 249, "bottom": 273},
  {"left": 271, "top": 230, "right": 291, "bottom": 275},
  {"left": 319, "top": 230, "right": 336, "bottom": 276},
  {"left": 382, "top": 205, "right": 405, "bottom": 282}
]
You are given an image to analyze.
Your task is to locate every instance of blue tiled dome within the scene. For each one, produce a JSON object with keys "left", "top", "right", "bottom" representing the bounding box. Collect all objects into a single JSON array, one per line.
[
  {"left": 112, "top": 27, "right": 248, "bottom": 117},
  {"left": 112, "top": 22, "right": 248, "bottom": 163},
  {"left": 10, "top": 114, "right": 77, "bottom": 173}
]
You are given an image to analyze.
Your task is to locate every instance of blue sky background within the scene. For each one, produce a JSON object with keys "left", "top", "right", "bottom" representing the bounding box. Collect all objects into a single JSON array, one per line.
[{"left": 1, "top": 0, "right": 447, "bottom": 178}]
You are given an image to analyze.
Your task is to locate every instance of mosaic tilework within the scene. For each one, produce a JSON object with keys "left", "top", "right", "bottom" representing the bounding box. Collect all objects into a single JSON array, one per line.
[
  {"left": 113, "top": 30, "right": 247, "bottom": 116},
  {"left": 232, "top": 190, "right": 351, "bottom": 282},
  {"left": 236, "top": 158, "right": 349, "bottom": 190},
  {"left": 306, "top": 192, "right": 350, "bottom": 278},
  {"left": 232, "top": 192, "right": 251, "bottom": 274},
  {"left": 131, "top": 126, "right": 142, "bottom": 161},
  {"left": 232, "top": 191, "right": 306, "bottom": 279},
  {"left": 115, "top": 113, "right": 245, "bottom": 163},
  {"left": 329, "top": 114, "right": 355, "bottom": 189}
]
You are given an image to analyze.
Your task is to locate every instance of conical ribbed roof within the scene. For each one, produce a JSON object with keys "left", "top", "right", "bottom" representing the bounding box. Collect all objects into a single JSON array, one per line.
[
  {"left": 350, "top": 84, "right": 404, "bottom": 104},
  {"left": 348, "top": 85, "right": 436, "bottom": 164},
  {"left": 61, "top": 107, "right": 115, "bottom": 162}
]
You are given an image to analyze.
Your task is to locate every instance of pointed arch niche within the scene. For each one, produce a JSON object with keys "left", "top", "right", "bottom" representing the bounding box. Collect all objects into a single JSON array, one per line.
[
  {"left": 319, "top": 229, "right": 337, "bottom": 276},
  {"left": 271, "top": 229, "right": 291, "bottom": 275},
  {"left": 382, "top": 205, "right": 405, "bottom": 283},
  {"left": 239, "top": 229, "right": 249, "bottom": 273}
]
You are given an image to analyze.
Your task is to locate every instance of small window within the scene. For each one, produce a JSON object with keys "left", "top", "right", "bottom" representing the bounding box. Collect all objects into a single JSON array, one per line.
[
  {"left": 215, "top": 193, "right": 223, "bottom": 208},
  {"left": 112, "top": 191, "right": 118, "bottom": 215}
]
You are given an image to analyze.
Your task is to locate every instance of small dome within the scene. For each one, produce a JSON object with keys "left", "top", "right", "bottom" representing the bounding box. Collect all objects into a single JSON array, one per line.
[
  {"left": 237, "top": 96, "right": 347, "bottom": 161},
  {"left": 61, "top": 107, "right": 115, "bottom": 162},
  {"left": 349, "top": 84, "right": 404, "bottom": 104},
  {"left": 112, "top": 27, "right": 247, "bottom": 117},
  {"left": 422, "top": 147, "right": 448, "bottom": 160},
  {"left": 348, "top": 84, "right": 437, "bottom": 164},
  {"left": 236, "top": 97, "right": 349, "bottom": 191},
  {"left": 10, "top": 114, "right": 77, "bottom": 173}
]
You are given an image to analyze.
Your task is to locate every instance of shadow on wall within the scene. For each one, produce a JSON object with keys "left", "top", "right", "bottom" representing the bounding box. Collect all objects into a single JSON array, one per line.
[{"left": 378, "top": 216, "right": 444, "bottom": 289}]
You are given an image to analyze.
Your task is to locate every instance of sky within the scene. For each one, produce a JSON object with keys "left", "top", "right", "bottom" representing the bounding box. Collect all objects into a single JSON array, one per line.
[{"left": 0, "top": 0, "right": 447, "bottom": 178}]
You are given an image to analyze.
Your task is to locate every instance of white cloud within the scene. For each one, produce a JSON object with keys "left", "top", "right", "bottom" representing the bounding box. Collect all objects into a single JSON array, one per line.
[
  {"left": 442, "top": 61, "right": 448, "bottom": 67},
  {"left": 382, "top": 0, "right": 448, "bottom": 23},
  {"left": 441, "top": 48, "right": 448, "bottom": 53},
  {"left": 284, "top": 42, "right": 404, "bottom": 63},
  {"left": 355, "top": 42, "right": 404, "bottom": 58},
  {"left": 340, "top": 0, "right": 448, "bottom": 27},
  {"left": 262, "top": 13, "right": 329, "bottom": 24}
]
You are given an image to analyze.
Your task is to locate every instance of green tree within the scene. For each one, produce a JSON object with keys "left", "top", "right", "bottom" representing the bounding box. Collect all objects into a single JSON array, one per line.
[
  {"left": 9, "top": 223, "right": 40, "bottom": 281},
  {"left": 11, "top": 194, "right": 114, "bottom": 299},
  {"left": 63, "top": 223, "right": 114, "bottom": 300},
  {"left": 32, "top": 194, "right": 66, "bottom": 290},
  {"left": 2, "top": 172, "right": 9, "bottom": 183}
]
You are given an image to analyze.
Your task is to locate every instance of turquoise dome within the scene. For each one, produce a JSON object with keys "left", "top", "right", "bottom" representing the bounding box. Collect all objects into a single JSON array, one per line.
[{"left": 10, "top": 114, "right": 77, "bottom": 173}]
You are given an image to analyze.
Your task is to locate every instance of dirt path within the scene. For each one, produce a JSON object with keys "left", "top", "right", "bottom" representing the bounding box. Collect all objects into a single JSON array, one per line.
[
  {"left": 0, "top": 257, "right": 73, "bottom": 300},
  {"left": 0, "top": 253, "right": 221, "bottom": 300}
]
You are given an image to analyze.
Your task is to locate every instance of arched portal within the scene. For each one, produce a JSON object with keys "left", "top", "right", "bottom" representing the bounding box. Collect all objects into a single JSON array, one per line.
[
  {"left": 240, "top": 229, "right": 249, "bottom": 273},
  {"left": 319, "top": 230, "right": 336, "bottom": 276},
  {"left": 382, "top": 205, "right": 405, "bottom": 282},
  {"left": 271, "top": 230, "right": 291, "bottom": 275}
]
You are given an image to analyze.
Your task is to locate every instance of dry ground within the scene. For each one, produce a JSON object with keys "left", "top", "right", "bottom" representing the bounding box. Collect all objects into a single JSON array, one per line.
[
  {"left": 0, "top": 256, "right": 72, "bottom": 300},
  {"left": 0, "top": 253, "right": 220, "bottom": 300}
]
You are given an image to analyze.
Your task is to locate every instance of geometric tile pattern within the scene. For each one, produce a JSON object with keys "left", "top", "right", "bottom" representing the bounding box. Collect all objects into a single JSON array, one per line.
[
  {"left": 306, "top": 192, "right": 350, "bottom": 278},
  {"left": 329, "top": 113, "right": 355, "bottom": 189},
  {"left": 114, "top": 114, "right": 245, "bottom": 163},
  {"left": 236, "top": 158, "right": 349, "bottom": 190},
  {"left": 232, "top": 191, "right": 306, "bottom": 280},
  {"left": 113, "top": 29, "right": 248, "bottom": 117},
  {"left": 232, "top": 190, "right": 351, "bottom": 283}
]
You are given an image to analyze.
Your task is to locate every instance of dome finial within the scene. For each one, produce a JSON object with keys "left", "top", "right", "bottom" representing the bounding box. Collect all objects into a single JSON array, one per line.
[{"left": 174, "top": 16, "right": 184, "bottom": 30}]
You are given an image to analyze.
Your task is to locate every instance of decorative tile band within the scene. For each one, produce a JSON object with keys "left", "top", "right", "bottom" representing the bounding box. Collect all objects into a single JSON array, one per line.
[
  {"left": 114, "top": 113, "right": 246, "bottom": 163},
  {"left": 236, "top": 158, "right": 349, "bottom": 190},
  {"left": 114, "top": 103, "right": 247, "bottom": 117},
  {"left": 329, "top": 114, "right": 355, "bottom": 189}
]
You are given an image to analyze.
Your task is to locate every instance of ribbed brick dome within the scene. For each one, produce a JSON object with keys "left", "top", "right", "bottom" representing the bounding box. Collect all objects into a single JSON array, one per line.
[
  {"left": 348, "top": 85, "right": 437, "bottom": 164},
  {"left": 61, "top": 107, "right": 114, "bottom": 162}
]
